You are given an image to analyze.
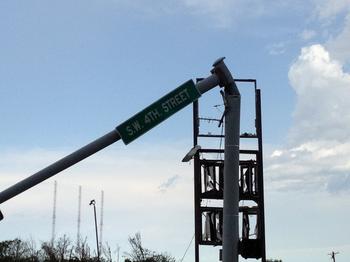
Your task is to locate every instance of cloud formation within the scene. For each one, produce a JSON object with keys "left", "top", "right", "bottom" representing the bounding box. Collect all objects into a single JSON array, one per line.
[
  {"left": 267, "top": 42, "right": 287, "bottom": 55},
  {"left": 111, "top": 0, "right": 288, "bottom": 29},
  {"left": 288, "top": 44, "right": 350, "bottom": 144},
  {"left": 326, "top": 12, "right": 350, "bottom": 63},
  {"left": 315, "top": 0, "right": 350, "bottom": 19},
  {"left": 300, "top": 29, "right": 317, "bottom": 41},
  {"left": 158, "top": 175, "right": 180, "bottom": 193},
  {"left": 267, "top": 33, "right": 350, "bottom": 193}
]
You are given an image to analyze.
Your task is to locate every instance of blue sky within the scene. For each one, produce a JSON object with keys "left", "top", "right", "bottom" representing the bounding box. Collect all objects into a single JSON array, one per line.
[{"left": 1, "top": 1, "right": 350, "bottom": 262}]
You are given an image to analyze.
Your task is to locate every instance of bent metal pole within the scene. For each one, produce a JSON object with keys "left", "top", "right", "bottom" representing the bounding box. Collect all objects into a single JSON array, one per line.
[
  {"left": 0, "top": 130, "right": 121, "bottom": 205},
  {"left": 0, "top": 58, "right": 235, "bottom": 208},
  {"left": 210, "top": 57, "right": 241, "bottom": 262},
  {"left": 223, "top": 87, "right": 240, "bottom": 262}
]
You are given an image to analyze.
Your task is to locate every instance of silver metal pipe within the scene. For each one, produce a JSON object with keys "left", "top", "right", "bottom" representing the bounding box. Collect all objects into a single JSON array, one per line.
[
  {"left": 195, "top": 73, "right": 220, "bottom": 94},
  {"left": 0, "top": 130, "right": 121, "bottom": 205},
  {"left": 90, "top": 200, "right": 100, "bottom": 262},
  {"left": 223, "top": 90, "right": 241, "bottom": 262}
]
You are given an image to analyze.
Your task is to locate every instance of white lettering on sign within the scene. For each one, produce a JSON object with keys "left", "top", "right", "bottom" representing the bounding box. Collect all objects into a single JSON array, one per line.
[
  {"left": 144, "top": 109, "right": 162, "bottom": 124},
  {"left": 117, "top": 80, "right": 200, "bottom": 145},
  {"left": 161, "top": 88, "right": 191, "bottom": 113},
  {"left": 126, "top": 120, "right": 143, "bottom": 136},
  {"left": 125, "top": 88, "right": 192, "bottom": 136}
]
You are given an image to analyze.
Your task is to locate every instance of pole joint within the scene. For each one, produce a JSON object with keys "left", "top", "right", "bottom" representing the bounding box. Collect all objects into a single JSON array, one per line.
[{"left": 211, "top": 57, "right": 239, "bottom": 95}]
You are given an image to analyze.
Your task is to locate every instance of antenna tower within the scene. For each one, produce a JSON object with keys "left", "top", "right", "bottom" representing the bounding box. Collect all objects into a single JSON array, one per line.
[
  {"left": 51, "top": 180, "right": 57, "bottom": 246},
  {"left": 77, "top": 185, "right": 82, "bottom": 247},
  {"left": 99, "top": 190, "right": 104, "bottom": 250},
  {"left": 328, "top": 251, "right": 339, "bottom": 262}
]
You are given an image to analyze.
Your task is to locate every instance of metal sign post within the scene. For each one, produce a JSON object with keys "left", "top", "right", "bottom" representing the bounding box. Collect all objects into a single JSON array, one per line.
[
  {"left": 0, "top": 57, "right": 238, "bottom": 243},
  {"left": 210, "top": 58, "right": 241, "bottom": 262},
  {"left": 191, "top": 79, "right": 265, "bottom": 262},
  {"left": 222, "top": 89, "right": 240, "bottom": 262}
]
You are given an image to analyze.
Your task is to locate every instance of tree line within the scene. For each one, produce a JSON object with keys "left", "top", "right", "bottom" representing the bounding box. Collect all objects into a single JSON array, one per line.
[
  {"left": 0, "top": 233, "right": 175, "bottom": 262},
  {"left": 0, "top": 233, "right": 281, "bottom": 262}
]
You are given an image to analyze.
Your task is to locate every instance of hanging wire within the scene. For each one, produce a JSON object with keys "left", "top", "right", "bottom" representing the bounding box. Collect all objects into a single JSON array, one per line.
[
  {"left": 217, "top": 123, "right": 224, "bottom": 160},
  {"left": 179, "top": 234, "right": 195, "bottom": 262},
  {"left": 213, "top": 104, "right": 224, "bottom": 114},
  {"left": 216, "top": 90, "right": 227, "bottom": 160}
]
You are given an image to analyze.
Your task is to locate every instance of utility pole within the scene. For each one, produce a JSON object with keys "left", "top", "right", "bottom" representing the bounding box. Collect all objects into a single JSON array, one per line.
[
  {"left": 51, "top": 181, "right": 57, "bottom": 247},
  {"left": 116, "top": 245, "right": 120, "bottom": 262},
  {"left": 89, "top": 199, "right": 100, "bottom": 261},
  {"left": 77, "top": 185, "right": 82, "bottom": 247},
  {"left": 215, "top": 59, "right": 241, "bottom": 262},
  {"left": 328, "top": 251, "right": 339, "bottom": 262},
  {"left": 191, "top": 79, "right": 265, "bottom": 262},
  {"left": 99, "top": 190, "right": 104, "bottom": 251}
]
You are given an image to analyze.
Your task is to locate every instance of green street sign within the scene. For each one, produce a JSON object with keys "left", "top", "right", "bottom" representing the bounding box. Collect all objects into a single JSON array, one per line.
[{"left": 116, "top": 80, "right": 200, "bottom": 144}]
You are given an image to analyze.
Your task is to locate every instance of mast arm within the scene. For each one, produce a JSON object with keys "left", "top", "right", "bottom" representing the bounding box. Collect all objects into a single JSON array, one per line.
[{"left": 0, "top": 57, "right": 236, "bottom": 220}]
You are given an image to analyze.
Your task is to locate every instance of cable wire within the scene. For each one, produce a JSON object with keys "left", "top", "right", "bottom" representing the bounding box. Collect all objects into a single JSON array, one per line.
[{"left": 179, "top": 234, "right": 195, "bottom": 262}]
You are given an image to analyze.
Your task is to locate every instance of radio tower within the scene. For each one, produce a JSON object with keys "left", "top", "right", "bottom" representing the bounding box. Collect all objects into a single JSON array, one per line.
[
  {"left": 77, "top": 185, "right": 82, "bottom": 247},
  {"left": 51, "top": 180, "right": 57, "bottom": 246},
  {"left": 328, "top": 251, "right": 339, "bottom": 262},
  {"left": 99, "top": 190, "right": 104, "bottom": 250}
]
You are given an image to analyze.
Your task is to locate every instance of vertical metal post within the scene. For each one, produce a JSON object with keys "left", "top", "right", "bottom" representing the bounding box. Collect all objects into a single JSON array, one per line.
[
  {"left": 77, "top": 185, "right": 82, "bottom": 247},
  {"left": 256, "top": 88, "right": 266, "bottom": 262},
  {"left": 94, "top": 205, "right": 100, "bottom": 261},
  {"left": 193, "top": 100, "right": 200, "bottom": 262},
  {"left": 51, "top": 181, "right": 57, "bottom": 247},
  {"left": 222, "top": 90, "right": 240, "bottom": 262},
  {"left": 90, "top": 200, "right": 100, "bottom": 261},
  {"left": 116, "top": 245, "right": 120, "bottom": 262},
  {"left": 99, "top": 190, "right": 104, "bottom": 251}
]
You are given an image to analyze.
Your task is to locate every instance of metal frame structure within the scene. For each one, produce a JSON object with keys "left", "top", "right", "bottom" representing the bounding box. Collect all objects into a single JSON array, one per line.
[{"left": 193, "top": 79, "right": 266, "bottom": 262}]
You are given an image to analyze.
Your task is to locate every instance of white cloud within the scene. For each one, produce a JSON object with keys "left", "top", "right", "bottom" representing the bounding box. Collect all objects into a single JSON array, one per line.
[
  {"left": 267, "top": 1, "right": 350, "bottom": 194},
  {"left": 181, "top": 0, "right": 236, "bottom": 28},
  {"left": 180, "top": 0, "right": 303, "bottom": 29},
  {"left": 288, "top": 44, "right": 350, "bottom": 144},
  {"left": 158, "top": 174, "right": 180, "bottom": 193},
  {"left": 112, "top": 0, "right": 280, "bottom": 29},
  {"left": 109, "top": 0, "right": 238, "bottom": 28},
  {"left": 315, "top": 0, "right": 350, "bottom": 19},
  {"left": 326, "top": 13, "right": 350, "bottom": 63},
  {"left": 267, "top": 42, "right": 350, "bottom": 193},
  {"left": 267, "top": 42, "right": 287, "bottom": 55},
  {"left": 300, "top": 29, "right": 317, "bottom": 41},
  {"left": 270, "top": 150, "right": 283, "bottom": 158},
  {"left": 265, "top": 4, "right": 350, "bottom": 193},
  {"left": 266, "top": 140, "right": 350, "bottom": 192}
]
